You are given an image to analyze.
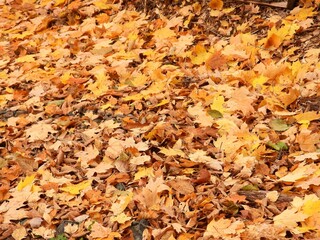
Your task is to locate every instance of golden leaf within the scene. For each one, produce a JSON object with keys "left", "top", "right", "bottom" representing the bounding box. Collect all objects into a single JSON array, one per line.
[{"left": 60, "top": 180, "right": 92, "bottom": 195}]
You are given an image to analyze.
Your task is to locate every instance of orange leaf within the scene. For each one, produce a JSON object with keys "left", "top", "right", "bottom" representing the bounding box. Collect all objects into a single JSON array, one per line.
[{"left": 208, "top": 0, "right": 224, "bottom": 10}]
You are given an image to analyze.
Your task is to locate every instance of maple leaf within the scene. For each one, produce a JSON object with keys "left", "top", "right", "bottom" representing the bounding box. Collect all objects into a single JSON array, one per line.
[
  {"left": 274, "top": 208, "right": 308, "bottom": 229},
  {"left": 168, "top": 179, "right": 194, "bottom": 195},
  {"left": 189, "top": 150, "right": 222, "bottom": 170},
  {"left": 160, "top": 147, "right": 186, "bottom": 157},
  {"left": 130, "top": 155, "right": 151, "bottom": 165},
  {"left": 294, "top": 111, "right": 320, "bottom": 126},
  {"left": 188, "top": 103, "right": 214, "bottom": 127},
  {"left": 32, "top": 227, "right": 55, "bottom": 239},
  {"left": 2, "top": 0, "right": 320, "bottom": 238},
  {"left": 110, "top": 212, "right": 131, "bottom": 224},
  {"left": 134, "top": 167, "right": 155, "bottom": 180},
  {"left": 75, "top": 145, "right": 100, "bottom": 168},
  {"left": 210, "top": 94, "right": 226, "bottom": 114},
  {"left": 189, "top": 44, "right": 212, "bottom": 65},
  {"left": 89, "top": 222, "right": 121, "bottom": 239},
  {"left": 261, "top": 23, "right": 300, "bottom": 49},
  {"left": 279, "top": 162, "right": 316, "bottom": 182},
  {"left": 110, "top": 190, "right": 133, "bottom": 215},
  {"left": 204, "top": 218, "right": 244, "bottom": 238},
  {"left": 17, "top": 174, "right": 35, "bottom": 191},
  {"left": 105, "top": 137, "right": 149, "bottom": 159},
  {"left": 87, "top": 65, "right": 112, "bottom": 97},
  {"left": 225, "top": 87, "right": 255, "bottom": 116},
  {"left": 134, "top": 187, "right": 161, "bottom": 210},
  {"left": 25, "top": 122, "right": 57, "bottom": 142},
  {"left": 12, "top": 226, "right": 27, "bottom": 240},
  {"left": 296, "top": 130, "right": 320, "bottom": 152}
]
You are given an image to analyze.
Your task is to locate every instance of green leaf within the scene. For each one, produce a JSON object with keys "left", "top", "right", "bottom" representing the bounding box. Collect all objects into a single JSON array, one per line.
[
  {"left": 207, "top": 109, "right": 223, "bottom": 119},
  {"left": 50, "top": 235, "right": 68, "bottom": 240},
  {"left": 47, "top": 99, "right": 64, "bottom": 106},
  {"left": 267, "top": 141, "right": 288, "bottom": 151},
  {"left": 269, "top": 119, "right": 290, "bottom": 131},
  {"left": 241, "top": 184, "right": 259, "bottom": 191}
]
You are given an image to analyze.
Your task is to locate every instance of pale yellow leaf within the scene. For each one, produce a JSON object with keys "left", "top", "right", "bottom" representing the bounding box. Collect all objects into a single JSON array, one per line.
[
  {"left": 12, "top": 226, "right": 27, "bottom": 240},
  {"left": 110, "top": 212, "right": 131, "bottom": 224},
  {"left": 279, "top": 163, "right": 316, "bottom": 182},
  {"left": 160, "top": 147, "right": 186, "bottom": 157},
  {"left": 274, "top": 209, "right": 308, "bottom": 228},
  {"left": 110, "top": 191, "right": 133, "bottom": 215}
]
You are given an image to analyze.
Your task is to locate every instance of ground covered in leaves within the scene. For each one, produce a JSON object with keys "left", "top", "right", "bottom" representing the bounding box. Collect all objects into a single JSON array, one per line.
[{"left": 0, "top": 0, "right": 320, "bottom": 239}]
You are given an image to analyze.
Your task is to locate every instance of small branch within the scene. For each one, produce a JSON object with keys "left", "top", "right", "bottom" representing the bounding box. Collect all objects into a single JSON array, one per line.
[
  {"left": 232, "top": 0, "right": 288, "bottom": 8},
  {"left": 238, "top": 190, "right": 294, "bottom": 203}
]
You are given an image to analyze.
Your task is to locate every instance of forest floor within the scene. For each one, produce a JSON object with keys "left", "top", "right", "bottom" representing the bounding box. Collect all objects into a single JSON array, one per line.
[{"left": 0, "top": 0, "right": 320, "bottom": 239}]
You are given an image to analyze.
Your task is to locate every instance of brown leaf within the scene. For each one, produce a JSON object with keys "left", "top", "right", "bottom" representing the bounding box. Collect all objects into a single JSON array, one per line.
[
  {"left": 167, "top": 179, "right": 194, "bottom": 195},
  {"left": 107, "top": 173, "right": 131, "bottom": 185},
  {"left": 206, "top": 51, "right": 227, "bottom": 70},
  {"left": 192, "top": 169, "right": 211, "bottom": 184}
]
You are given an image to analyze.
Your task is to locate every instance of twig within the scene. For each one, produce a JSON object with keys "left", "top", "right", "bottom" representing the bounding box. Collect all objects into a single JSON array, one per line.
[
  {"left": 237, "top": 190, "right": 294, "bottom": 203},
  {"left": 232, "top": 0, "right": 288, "bottom": 8}
]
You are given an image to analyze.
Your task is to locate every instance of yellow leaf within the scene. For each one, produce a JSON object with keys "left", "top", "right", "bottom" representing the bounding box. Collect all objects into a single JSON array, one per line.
[
  {"left": 110, "top": 191, "right": 133, "bottom": 215},
  {"left": 302, "top": 194, "right": 320, "bottom": 216},
  {"left": 130, "top": 155, "right": 151, "bottom": 165},
  {"left": 190, "top": 44, "right": 211, "bottom": 65},
  {"left": 134, "top": 167, "right": 154, "bottom": 180},
  {"left": 110, "top": 212, "right": 131, "bottom": 224},
  {"left": 15, "top": 55, "right": 36, "bottom": 63},
  {"left": 93, "top": 0, "right": 114, "bottom": 10},
  {"left": 287, "top": 7, "right": 317, "bottom": 21},
  {"left": 160, "top": 147, "right": 186, "bottom": 157},
  {"left": 123, "top": 93, "right": 143, "bottom": 101},
  {"left": 130, "top": 74, "right": 148, "bottom": 87},
  {"left": 12, "top": 226, "right": 27, "bottom": 240},
  {"left": 100, "top": 103, "right": 112, "bottom": 110},
  {"left": 0, "top": 71, "right": 8, "bottom": 79},
  {"left": 88, "top": 65, "right": 110, "bottom": 97},
  {"left": 251, "top": 75, "right": 268, "bottom": 88},
  {"left": 151, "top": 99, "right": 170, "bottom": 108},
  {"left": 17, "top": 174, "right": 36, "bottom": 191},
  {"left": 210, "top": 95, "right": 226, "bottom": 114},
  {"left": 60, "top": 180, "right": 92, "bottom": 195},
  {"left": 11, "top": 31, "right": 33, "bottom": 39},
  {"left": 204, "top": 218, "right": 231, "bottom": 238},
  {"left": 295, "top": 111, "right": 320, "bottom": 125},
  {"left": 274, "top": 209, "right": 308, "bottom": 228},
  {"left": 60, "top": 71, "right": 72, "bottom": 84},
  {"left": 279, "top": 163, "right": 316, "bottom": 182},
  {"left": 261, "top": 23, "right": 300, "bottom": 49},
  {"left": 266, "top": 191, "right": 279, "bottom": 202},
  {"left": 153, "top": 27, "right": 176, "bottom": 39},
  {"left": 54, "top": 0, "right": 66, "bottom": 6},
  {"left": 141, "top": 81, "right": 166, "bottom": 97},
  {"left": 188, "top": 103, "right": 214, "bottom": 127},
  {"left": 215, "top": 118, "right": 239, "bottom": 134}
]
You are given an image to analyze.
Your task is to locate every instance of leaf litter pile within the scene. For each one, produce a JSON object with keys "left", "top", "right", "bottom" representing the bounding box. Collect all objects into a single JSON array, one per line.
[{"left": 0, "top": 0, "right": 320, "bottom": 239}]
